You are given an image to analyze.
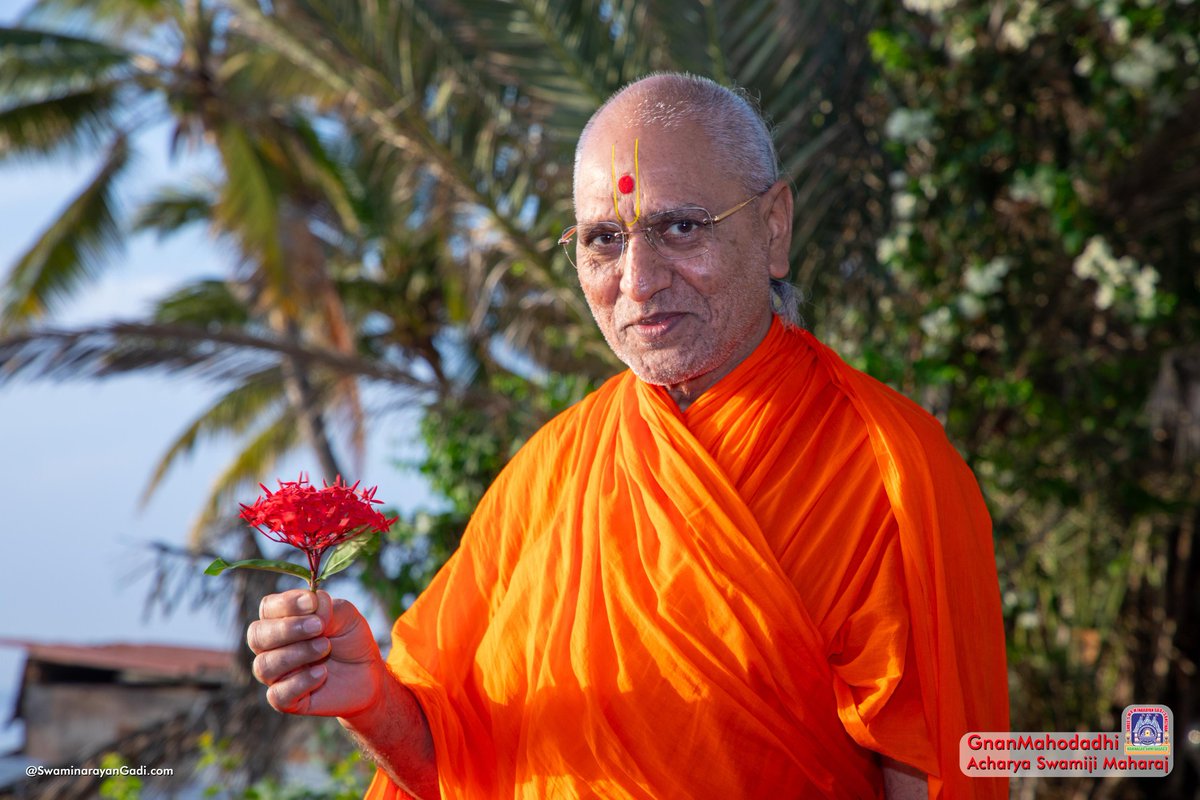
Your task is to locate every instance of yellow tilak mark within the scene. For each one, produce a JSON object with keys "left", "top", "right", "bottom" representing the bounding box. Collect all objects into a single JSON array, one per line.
[{"left": 611, "top": 139, "right": 641, "bottom": 225}]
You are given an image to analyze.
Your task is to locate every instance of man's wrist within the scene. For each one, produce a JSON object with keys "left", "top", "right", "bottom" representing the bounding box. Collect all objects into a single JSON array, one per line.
[
  {"left": 337, "top": 661, "right": 439, "bottom": 799},
  {"left": 338, "top": 657, "right": 393, "bottom": 733}
]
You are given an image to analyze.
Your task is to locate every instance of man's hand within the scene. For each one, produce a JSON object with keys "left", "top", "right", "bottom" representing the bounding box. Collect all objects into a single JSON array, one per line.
[
  {"left": 247, "top": 589, "right": 384, "bottom": 717},
  {"left": 247, "top": 590, "right": 439, "bottom": 798}
]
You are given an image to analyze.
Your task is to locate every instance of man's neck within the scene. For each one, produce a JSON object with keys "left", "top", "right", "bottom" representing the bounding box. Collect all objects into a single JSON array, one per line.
[{"left": 663, "top": 315, "right": 774, "bottom": 412}]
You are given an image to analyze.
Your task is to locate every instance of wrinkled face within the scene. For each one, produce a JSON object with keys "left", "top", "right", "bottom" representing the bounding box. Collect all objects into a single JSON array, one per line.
[{"left": 572, "top": 118, "right": 776, "bottom": 393}]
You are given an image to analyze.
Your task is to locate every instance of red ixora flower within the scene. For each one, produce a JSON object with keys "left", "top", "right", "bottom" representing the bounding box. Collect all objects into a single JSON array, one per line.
[{"left": 239, "top": 475, "right": 396, "bottom": 580}]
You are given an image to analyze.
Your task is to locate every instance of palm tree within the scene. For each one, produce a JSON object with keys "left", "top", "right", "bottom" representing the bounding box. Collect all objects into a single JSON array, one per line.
[
  {"left": 2, "top": 0, "right": 894, "bottom": 792},
  {"left": 4, "top": 0, "right": 887, "bottom": 551},
  {"left": 2, "top": 0, "right": 399, "bottom": 530}
]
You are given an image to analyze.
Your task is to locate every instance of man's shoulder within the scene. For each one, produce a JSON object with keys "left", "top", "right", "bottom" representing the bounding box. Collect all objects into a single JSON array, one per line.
[
  {"left": 497, "top": 371, "right": 631, "bottom": 479},
  {"left": 799, "top": 330, "right": 965, "bottom": 464}
]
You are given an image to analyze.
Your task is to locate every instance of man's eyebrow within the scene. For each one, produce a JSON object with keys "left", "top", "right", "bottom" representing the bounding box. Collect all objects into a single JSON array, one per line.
[
  {"left": 574, "top": 215, "right": 621, "bottom": 227},
  {"left": 576, "top": 204, "right": 705, "bottom": 226}
]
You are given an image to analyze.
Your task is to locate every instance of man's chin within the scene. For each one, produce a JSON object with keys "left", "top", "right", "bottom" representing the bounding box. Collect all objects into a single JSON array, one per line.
[{"left": 623, "top": 352, "right": 705, "bottom": 388}]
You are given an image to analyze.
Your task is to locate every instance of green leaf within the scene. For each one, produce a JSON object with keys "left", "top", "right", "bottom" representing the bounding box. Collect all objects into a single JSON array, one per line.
[
  {"left": 139, "top": 363, "right": 282, "bottom": 505},
  {"left": 131, "top": 183, "right": 216, "bottom": 239},
  {"left": 1, "top": 133, "right": 130, "bottom": 331},
  {"left": 204, "top": 556, "right": 312, "bottom": 582},
  {"left": 317, "top": 532, "right": 382, "bottom": 582}
]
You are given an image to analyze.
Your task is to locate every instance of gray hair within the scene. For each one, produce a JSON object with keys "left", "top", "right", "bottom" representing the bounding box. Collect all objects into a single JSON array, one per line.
[
  {"left": 771, "top": 279, "right": 804, "bottom": 329},
  {"left": 573, "top": 72, "right": 781, "bottom": 197}
]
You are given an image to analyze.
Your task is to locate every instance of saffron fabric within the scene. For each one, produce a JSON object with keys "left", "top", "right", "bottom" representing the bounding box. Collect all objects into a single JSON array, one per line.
[{"left": 364, "top": 320, "right": 1008, "bottom": 799}]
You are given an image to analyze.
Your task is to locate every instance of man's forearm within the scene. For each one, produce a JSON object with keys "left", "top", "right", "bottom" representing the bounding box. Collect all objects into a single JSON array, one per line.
[{"left": 340, "top": 670, "right": 439, "bottom": 799}]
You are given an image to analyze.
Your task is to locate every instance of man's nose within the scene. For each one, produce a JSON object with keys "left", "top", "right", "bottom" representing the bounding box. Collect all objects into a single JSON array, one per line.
[{"left": 618, "top": 233, "right": 671, "bottom": 301}]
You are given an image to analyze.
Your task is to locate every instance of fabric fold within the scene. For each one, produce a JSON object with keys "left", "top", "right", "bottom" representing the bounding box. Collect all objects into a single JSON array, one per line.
[{"left": 364, "top": 319, "right": 1008, "bottom": 799}]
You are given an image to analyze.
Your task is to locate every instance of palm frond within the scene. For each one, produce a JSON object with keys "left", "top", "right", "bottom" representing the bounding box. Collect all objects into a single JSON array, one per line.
[
  {"left": 151, "top": 279, "right": 250, "bottom": 327},
  {"left": 130, "top": 182, "right": 216, "bottom": 238},
  {"left": 0, "top": 83, "right": 123, "bottom": 156},
  {"left": 0, "top": 25, "right": 135, "bottom": 94},
  {"left": 0, "top": 25, "right": 143, "bottom": 158},
  {"left": 0, "top": 134, "right": 130, "bottom": 331},
  {"left": 224, "top": 0, "right": 592, "bottom": 327},
  {"left": 23, "top": 0, "right": 182, "bottom": 38},
  {"left": 141, "top": 366, "right": 286, "bottom": 504},
  {"left": 0, "top": 321, "right": 441, "bottom": 390},
  {"left": 430, "top": 0, "right": 631, "bottom": 136},
  {"left": 212, "top": 122, "right": 283, "bottom": 285},
  {"left": 271, "top": 113, "right": 361, "bottom": 239},
  {"left": 187, "top": 407, "right": 302, "bottom": 548}
]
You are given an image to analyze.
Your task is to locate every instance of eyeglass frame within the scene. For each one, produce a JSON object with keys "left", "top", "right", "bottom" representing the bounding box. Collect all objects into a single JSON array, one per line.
[{"left": 557, "top": 187, "right": 771, "bottom": 268}]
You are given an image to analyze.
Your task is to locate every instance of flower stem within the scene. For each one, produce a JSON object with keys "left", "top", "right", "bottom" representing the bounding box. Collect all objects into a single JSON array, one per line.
[{"left": 306, "top": 548, "right": 323, "bottom": 593}]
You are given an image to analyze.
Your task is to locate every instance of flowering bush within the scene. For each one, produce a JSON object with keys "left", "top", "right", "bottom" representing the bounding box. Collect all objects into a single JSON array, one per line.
[{"left": 206, "top": 476, "right": 396, "bottom": 590}]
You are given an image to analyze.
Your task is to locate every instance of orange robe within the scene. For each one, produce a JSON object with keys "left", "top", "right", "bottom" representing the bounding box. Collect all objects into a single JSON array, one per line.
[{"left": 365, "top": 319, "right": 1009, "bottom": 799}]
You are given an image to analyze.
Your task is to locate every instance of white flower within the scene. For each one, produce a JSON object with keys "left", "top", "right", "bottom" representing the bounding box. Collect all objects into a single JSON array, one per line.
[
  {"left": 920, "top": 306, "right": 954, "bottom": 339},
  {"left": 1113, "top": 38, "right": 1175, "bottom": 89},
  {"left": 1000, "top": 0, "right": 1040, "bottom": 51},
  {"left": 964, "top": 257, "right": 1011, "bottom": 296},
  {"left": 958, "top": 294, "right": 985, "bottom": 318},
  {"left": 1010, "top": 169, "right": 1055, "bottom": 207},
  {"left": 1073, "top": 236, "right": 1159, "bottom": 317},
  {"left": 892, "top": 192, "right": 918, "bottom": 220},
  {"left": 884, "top": 108, "right": 936, "bottom": 144},
  {"left": 945, "top": 24, "right": 977, "bottom": 60},
  {"left": 902, "top": 0, "right": 957, "bottom": 15},
  {"left": 1133, "top": 265, "right": 1160, "bottom": 318},
  {"left": 1111, "top": 16, "right": 1131, "bottom": 45},
  {"left": 1098, "top": 0, "right": 1121, "bottom": 22},
  {"left": 877, "top": 223, "right": 916, "bottom": 268},
  {"left": 1072, "top": 236, "right": 1111, "bottom": 281},
  {"left": 1001, "top": 18, "right": 1036, "bottom": 51},
  {"left": 876, "top": 235, "right": 900, "bottom": 264}
]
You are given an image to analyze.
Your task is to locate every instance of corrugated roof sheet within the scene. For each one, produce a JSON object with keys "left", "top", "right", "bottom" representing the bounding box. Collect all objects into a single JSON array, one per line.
[{"left": 0, "top": 639, "right": 235, "bottom": 681}]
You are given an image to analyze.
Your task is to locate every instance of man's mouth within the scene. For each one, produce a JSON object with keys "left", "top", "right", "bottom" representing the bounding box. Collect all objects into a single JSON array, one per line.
[{"left": 625, "top": 312, "right": 685, "bottom": 337}]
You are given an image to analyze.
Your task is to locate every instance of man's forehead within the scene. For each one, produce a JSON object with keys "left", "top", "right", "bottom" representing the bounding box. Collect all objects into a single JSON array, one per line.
[
  {"left": 578, "top": 116, "right": 710, "bottom": 168},
  {"left": 574, "top": 119, "right": 728, "bottom": 214}
]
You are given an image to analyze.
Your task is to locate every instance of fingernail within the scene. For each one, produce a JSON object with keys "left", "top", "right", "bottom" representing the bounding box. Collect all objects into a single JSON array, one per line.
[
  {"left": 310, "top": 664, "right": 326, "bottom": 680},
  {"left": 302, "top": 617, "right": 323, "bottom": 635},
  {"left": 297, "top": 593, "right": 316, "bottom": 613}
]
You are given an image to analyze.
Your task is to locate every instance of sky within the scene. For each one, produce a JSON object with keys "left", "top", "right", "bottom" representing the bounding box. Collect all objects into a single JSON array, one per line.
[{"left": 0, "top": 0, "right": 431, "bottom": 750}]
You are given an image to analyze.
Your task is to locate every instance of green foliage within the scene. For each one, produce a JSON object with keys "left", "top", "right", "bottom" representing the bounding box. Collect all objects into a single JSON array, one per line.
[
  {"left": 194, "top": 728, "right": 371, "bottom": 799},
  {"left": 98, "top": 753, "right": 144, "bottom": 800},
  {"left": 361, "top": 369, "right": 594, "bottom": 618},
  {"left": 4, "top": 0, "right": 1199, "bottom": 796},
  {"left": 861, "top": 0, "right": 1200, "bottom": 793}
]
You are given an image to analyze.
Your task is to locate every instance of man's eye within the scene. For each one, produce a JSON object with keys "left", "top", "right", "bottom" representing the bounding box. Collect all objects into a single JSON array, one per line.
[
  {"left": 656, "top": 217, "right": 707, "bottom": 243},
  {"left": 583, "top": 230, "right": 623, "bottom": 251}
]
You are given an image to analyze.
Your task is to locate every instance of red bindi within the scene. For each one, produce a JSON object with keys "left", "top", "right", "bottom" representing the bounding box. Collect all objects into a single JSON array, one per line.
[{"left": 617, "top": 174, "right": 635, "bottom": 195}]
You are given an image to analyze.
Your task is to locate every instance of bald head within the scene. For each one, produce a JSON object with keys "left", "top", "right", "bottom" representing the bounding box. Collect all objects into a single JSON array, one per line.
[{"left": 573, "top": 73, "right": 780, "bottom": 206}]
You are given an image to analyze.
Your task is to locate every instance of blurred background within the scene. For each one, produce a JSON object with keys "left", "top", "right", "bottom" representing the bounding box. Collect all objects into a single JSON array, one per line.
[{"left": 0, "top": 0, "right": 1196, "bottom": 797}]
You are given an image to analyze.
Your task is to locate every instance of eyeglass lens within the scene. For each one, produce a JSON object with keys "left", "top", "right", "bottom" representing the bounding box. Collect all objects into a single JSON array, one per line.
[{"left": 561, "top": 207, "right": 714, "bottom": 269}]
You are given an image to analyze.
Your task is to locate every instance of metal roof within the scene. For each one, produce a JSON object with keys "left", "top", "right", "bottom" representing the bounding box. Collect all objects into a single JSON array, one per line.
[{"left": 0, "top": 639, "right": 235, "bottom": 681}]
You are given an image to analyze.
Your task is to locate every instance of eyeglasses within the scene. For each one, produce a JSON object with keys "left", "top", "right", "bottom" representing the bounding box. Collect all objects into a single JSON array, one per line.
[{"left": 557, "top": 189, "right": 767, "bottom": 271}]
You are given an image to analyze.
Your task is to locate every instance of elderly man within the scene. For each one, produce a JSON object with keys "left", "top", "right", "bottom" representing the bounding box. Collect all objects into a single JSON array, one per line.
[{"left": 247, "top": 73, "right": 1009, "bottom": 799}]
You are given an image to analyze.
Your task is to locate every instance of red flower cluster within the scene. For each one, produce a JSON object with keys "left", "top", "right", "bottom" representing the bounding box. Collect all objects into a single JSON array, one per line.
[{"left": 239, "top": 476, "right": 396, "bottom": 578}]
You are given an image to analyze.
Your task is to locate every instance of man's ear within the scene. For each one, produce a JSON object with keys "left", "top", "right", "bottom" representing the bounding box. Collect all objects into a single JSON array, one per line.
[{"left": 762, "top": 179, "right": 794, "bottom": 280}]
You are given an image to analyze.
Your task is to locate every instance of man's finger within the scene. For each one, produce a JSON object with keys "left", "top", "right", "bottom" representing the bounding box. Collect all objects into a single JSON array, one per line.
[
  {"left": 246, "top": 614, "right": 325, "bottom": 654},
  {"left": 265, "top": 663, "right": 328, "bottom": 714},
  {"left": 258, "top": 589, "right": 319, "bottom": 619},
  {"left": 251, "top": 637, "right": 331, "bottom": 684}
]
